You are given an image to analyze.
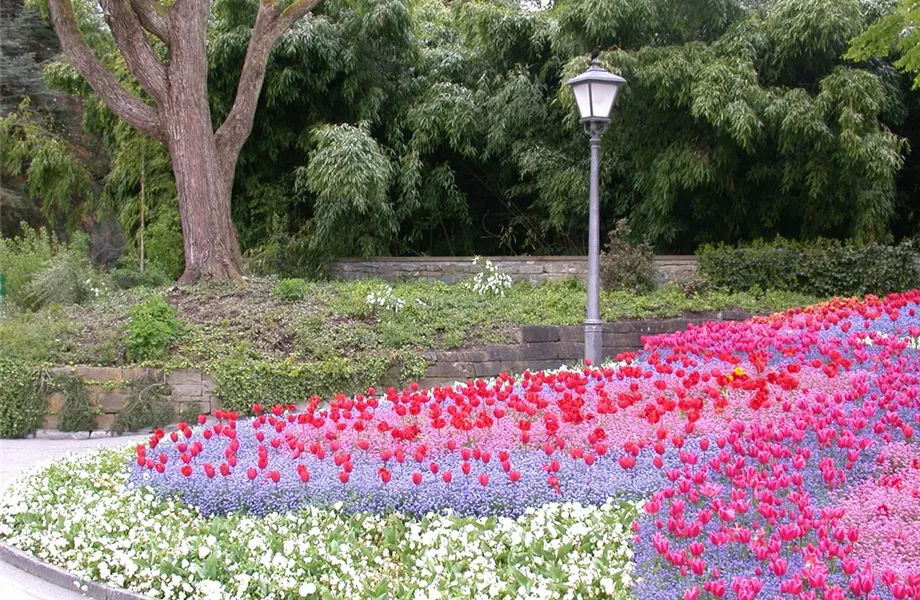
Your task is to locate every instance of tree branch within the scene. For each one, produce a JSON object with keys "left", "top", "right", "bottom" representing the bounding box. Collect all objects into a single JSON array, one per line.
[
  {"left": 47, "top": 0, "right": 165, "bottom": 141},
  {"left": 214, "top": 0, "right": 323, "bottom": 184},
  {"left": 277, "top": 0, "right": 323, "bottom": 33},
  {"left": 130, "top": 0, "right": 170, "bottom": 43},
  {"left": 100, "top": 0, "right": 168, "bottom": 103}
]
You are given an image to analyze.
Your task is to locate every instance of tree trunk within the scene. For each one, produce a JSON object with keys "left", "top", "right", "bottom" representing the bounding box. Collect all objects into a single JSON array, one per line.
[
  {"left": 166, "top": 119, "right": 244, "bottom": 284},
  {"left": 46, "top": 0, "right": 323, "bottom": 284},
  {"left": 167, "top": 0, "right": 243, "bottom": 284}
]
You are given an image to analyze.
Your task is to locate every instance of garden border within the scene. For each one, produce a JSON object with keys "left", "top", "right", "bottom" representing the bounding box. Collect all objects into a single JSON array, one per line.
[{"left": 0, "top": 541, "right": 149, "bottom": 600}]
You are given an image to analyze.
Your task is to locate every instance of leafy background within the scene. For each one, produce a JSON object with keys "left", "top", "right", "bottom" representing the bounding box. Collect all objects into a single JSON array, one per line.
[{"left": 2, "top": 0, "right": 920, "bottom": 278}]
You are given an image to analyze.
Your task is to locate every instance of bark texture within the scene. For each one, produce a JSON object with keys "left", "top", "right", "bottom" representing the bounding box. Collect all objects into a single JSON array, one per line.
[{"left": 45, "top": 0, "right": 324, "bottom": 283}]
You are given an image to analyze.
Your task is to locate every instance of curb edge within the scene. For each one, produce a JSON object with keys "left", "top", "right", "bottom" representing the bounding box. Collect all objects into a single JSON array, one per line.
[{"left": 0, "top": 542, "right": 150, "bottom": 600}]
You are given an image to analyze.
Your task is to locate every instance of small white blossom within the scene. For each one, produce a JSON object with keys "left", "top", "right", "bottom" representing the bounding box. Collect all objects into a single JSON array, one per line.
[{"left": 464, "top": 257, "right": 513, "bottom": 297}]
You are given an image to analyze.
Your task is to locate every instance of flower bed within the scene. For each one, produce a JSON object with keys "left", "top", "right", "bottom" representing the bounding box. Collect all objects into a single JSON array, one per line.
[{"left": 2, "top": 292, "right": 920, "bottom": 599}]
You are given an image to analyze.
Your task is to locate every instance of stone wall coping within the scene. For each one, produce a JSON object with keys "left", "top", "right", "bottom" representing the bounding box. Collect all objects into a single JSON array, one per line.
[
  {"left": 332, "top": 255, "right": 696, "bottom": 263},
  {"left": 328, "top": 255, "right": 699, "bottom": 284}
]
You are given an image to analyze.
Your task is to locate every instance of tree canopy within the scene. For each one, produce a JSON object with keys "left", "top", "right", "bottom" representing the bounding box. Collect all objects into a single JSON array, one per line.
[{"left": 3, "top": 0, "right": 920, "bottom": 275}]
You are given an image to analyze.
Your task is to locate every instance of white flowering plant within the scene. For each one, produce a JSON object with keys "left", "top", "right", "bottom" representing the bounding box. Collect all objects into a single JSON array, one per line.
[
  {"left": 0, "top": 448, "right": 639, "bottom": 600},
  {"left": 465, "top": 257, "right": 513, "bottom": 297},
  {"left": 365, "top": 285, "right": 406, "bottom": 313}
]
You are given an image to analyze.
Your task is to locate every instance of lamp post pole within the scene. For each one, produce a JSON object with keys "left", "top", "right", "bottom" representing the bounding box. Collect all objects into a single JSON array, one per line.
[
  {"left": 565, "top": 53, "right": 626, "bottom": 368},
  {"left": 585, "top": 125, "right": 603, "bottom": 367}
]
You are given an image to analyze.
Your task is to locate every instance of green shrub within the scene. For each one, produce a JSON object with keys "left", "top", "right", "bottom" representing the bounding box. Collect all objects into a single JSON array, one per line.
[
  {"left": 212, "top": 350, "right": 429, "bottom": 414},
  {"left": 126, "top": 295, "right": 181, "bottom": 362},
  {"left": 55, "top": 377, "right": 98, "bottom": 433},
  {"left": 141, "top": 206, "right": 186, "bottom": 281},
  {"left": 600, "top": 219, "right": 656, "bottom": 293},
  {"left": 0, "top": 225, "right": 57, "bottom": 309},
  {"left": 110, "top": 377, "right": 174, "bottom": 435},
  {"left": 0, "top": 359, "right": 49, "bottom": 438},
  {"left": 673, "top": 273, "right": 712, "bottom": 297},
  {"left": 110, "top": 254, "right": 173, "bottom": 290},
  {"left": 0, "top": 227, "right": 106, "bottom": 311},
  {"left": 697, "top": 238, "right": 920, "bottom": 297},
  {"left": 326, "top": 279, "right": 389, "bottom": 318},
  {"left": 244, "top": 215, "right": 329, "bottom": 279},
  {"left": 26, "top": 233, "right": 106, "bottom": 308},
  {"left": 271, "top": 278, "right": 312, "bottom": 301},
  {"left": 0, "top": 306, "right": 77, "bottom": 363}
]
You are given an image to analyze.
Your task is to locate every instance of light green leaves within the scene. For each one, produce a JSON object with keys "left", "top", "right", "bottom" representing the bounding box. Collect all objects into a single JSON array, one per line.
[
  {"left": 301, "top": 122, "right": 397, "bottom": 256},
  {"left": 847, "top": 0, "right": 920, "bottom": 89}
]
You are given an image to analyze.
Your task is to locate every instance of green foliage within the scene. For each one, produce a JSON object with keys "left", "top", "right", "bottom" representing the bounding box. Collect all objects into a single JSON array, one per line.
[
  {"left": 600, "top": 219, "right": 656, "bottom": 293},
  {"left": 0, "top": 100, "right": 97, "bottom": 227},
  {"left": 103, "top": 129, "right": 184, "bottom": 279},
  {"left": 212, "top": 350, "right": 428, "bottom": 414},
  {"left": 0, "top": 224, "right": 56, "bottom": 308},
  {"left": 0, "top": 306, "right": 77, "bottom": 363},
  {"left": 0, "top": 359, "right": 48, "bottom": 439},
  {"left": 244, "top": 216, "right": 329, "bottom": 279},
  {"left": 109, "top": 254, "right": 173, "bottom": 290},
  {"left": 110, "top": 377, "right": 174, "bottom": 435},
  {"left": 271, "top": 278, "right": 312, "bottom": 301},
  {"left": 126, "top": 295, "right": 181, "bottom": 363},
  {"left": 697, "top": 238, "right": 920, "bottom": 296},
  {"left": 18, "top": 0, "right": 920, "bottom": 256},
  {"left": 0, "top": 225, "right": 102, "bottom": 310},
  {"left": 25, "top": 233, "right": 105, "bottom": 308},
  {"left": 54, "top": 376, "right": 98, "bottom": 433},
  {"left": 300, "top": 123, "right": 397, "bottom": 257},
  {"left": 2, "top": 275, "right": 826, "bottom": 419},
  {"left": 847, "top": 0, "right": 920, "bottom": 89}
]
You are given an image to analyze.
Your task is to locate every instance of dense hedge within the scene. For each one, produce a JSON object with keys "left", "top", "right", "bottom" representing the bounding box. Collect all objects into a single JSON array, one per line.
[
  {"left": 212, "top": 352, "right": 430, "bottom": 414},
  {"left": 0, "top": 359, "right": 48, "bottom": 438},
  {"left": 697, "top": 239, "right": 920, "bottom": 297}
]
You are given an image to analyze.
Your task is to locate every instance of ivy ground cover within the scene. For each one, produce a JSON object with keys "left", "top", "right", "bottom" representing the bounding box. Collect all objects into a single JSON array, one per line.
[{"left": 2, "top": 292, "right": 920, "bottom": 600}]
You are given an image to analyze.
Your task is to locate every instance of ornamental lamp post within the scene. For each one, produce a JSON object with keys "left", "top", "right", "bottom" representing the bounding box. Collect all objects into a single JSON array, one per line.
[{"left": 565, "top": 53, "right": 626, "bottom": 368}]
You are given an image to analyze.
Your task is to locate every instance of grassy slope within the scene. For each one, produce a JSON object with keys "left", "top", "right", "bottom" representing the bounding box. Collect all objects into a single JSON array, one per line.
[{"left": 2, "top": 277, "right": 819, "bottom": 369}]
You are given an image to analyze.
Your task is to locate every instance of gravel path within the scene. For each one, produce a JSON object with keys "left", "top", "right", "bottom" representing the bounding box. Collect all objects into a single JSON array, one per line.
[{"left": 1, "top": 433, "right": 149, "bottom": 599}]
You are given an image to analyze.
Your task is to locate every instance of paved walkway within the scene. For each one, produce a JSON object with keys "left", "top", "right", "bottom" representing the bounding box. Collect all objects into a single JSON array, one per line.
[{"left": 1, "top": 433, "right": 149, "bottom": 599}]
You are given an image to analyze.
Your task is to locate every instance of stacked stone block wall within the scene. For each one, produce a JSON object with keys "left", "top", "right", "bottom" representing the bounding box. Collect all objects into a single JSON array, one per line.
[
  {"left": 44, "top": 366, "right": 216, "bottom": 430},
  {"left": 44, "top": 311, "right": 749, "bottom": 428},
  {"left": 328, "top": 255, "right": 698, "bottom": 284},
  {"left": 418, "top": 311, "right": 751, "bottom": 388}
]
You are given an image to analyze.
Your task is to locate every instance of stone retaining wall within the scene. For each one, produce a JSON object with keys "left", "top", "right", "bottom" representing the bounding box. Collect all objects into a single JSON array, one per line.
[
  {"left": 45, "top": 366, "right": 216, "bottom": 430},
  {"left": 44, "top": 311, "right": 749, "bottom": 427},
  {"left": 328, "top": 255, "right": 698, "bottom": 284},
  {"left": 418, "top": 310, "right": 751, "bottom": 388}
]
